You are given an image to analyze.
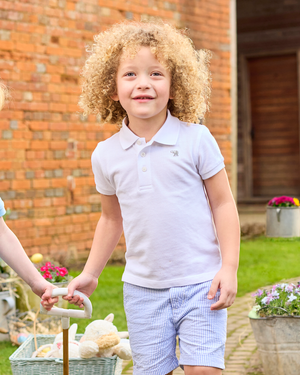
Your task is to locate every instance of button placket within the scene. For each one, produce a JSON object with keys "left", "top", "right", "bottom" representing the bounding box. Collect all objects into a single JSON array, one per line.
[{"left": 137, "top": 145, "right": 152, "bottom": 188}]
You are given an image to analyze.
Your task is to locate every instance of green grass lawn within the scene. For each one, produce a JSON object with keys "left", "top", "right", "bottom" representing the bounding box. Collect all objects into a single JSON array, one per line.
[
  {"left": 1, "top": 236, "right": 300, "bottom": 374},
  {"left": 237, "top": 236, "right": 300, "bottom": 296}
]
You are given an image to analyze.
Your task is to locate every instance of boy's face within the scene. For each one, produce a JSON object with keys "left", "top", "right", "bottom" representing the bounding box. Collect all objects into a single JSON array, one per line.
[{"left": 112, "top": 46, "right": 172, "bottom": 123}]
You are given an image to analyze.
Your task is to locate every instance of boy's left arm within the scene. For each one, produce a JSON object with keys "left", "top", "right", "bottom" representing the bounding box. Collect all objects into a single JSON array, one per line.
[{"left": 203, "top": 168, "right": 240, "bottom": 310}]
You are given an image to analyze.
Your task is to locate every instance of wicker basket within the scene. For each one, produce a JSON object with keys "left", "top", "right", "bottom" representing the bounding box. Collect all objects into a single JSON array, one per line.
[
  {"left": 7, "top": 310, "right": 62, "bottom": 345},
  {"left": 9, "top": 334, "right": 123, "bottom": 375}
]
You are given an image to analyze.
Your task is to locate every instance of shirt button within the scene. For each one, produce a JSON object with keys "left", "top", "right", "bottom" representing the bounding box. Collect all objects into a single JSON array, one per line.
[
  {"left": 137, "top": 140, "right": 142, "bottom": 145},
  {"left": 141, "top": 152, "right": 146, "bottom": 157},
  {"left": 142, "top": 166, "right": 147, "bottom": 172}
]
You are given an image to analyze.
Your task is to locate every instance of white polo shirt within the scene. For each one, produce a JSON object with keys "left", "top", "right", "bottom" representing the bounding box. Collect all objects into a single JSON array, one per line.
[{"left": 92, "top": 111, "right": 225, "bottom": 288}]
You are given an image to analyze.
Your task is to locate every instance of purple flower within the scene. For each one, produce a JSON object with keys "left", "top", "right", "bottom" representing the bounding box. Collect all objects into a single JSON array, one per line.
[
  {"left": 280, "top": 283, "right": 288, "bottom": 290},
  {"left": 261, "top": 296, "right": 273, "bottom": 305},
  {"left": 285, "top": 284, "right": 295, "bottom": 293},
  {"left": 253, "top": 289, "right": 263, "bottom": 297},
  {"left": 271, "top": 291, "right": 279, "bottom": 299}
]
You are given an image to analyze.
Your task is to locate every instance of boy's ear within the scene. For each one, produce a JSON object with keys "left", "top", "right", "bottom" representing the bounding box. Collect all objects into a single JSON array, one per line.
[{"left": 111, "top": 93, "right": 119, "bottom": 101}]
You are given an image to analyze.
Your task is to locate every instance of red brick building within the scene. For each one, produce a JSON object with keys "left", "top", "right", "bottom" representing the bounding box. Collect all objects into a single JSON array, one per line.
[{"left": 0, "top": 0, "right": 235, "bottom": 261}]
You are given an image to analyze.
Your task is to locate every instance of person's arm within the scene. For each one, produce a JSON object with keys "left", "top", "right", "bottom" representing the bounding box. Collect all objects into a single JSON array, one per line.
[
  {"left": 0, "top": 217, "right": 58, "bottom": 305},
  {"left": 61, "top": 193, "right": 123, "bottom": 307},
  {"left": 203, "top": 168, "right": 240, "bottom": 310}
]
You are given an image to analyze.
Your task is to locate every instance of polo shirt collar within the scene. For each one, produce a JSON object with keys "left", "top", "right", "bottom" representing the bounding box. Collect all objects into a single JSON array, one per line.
[
  {"left": 119, "top": 110, "right": 180, "bottom": 150},
  {"left": 119, "top": 118, "right": 139, "bottom": 150}
]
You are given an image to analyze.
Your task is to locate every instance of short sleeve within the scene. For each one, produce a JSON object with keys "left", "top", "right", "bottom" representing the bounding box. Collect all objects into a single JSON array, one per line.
[
  {"left": 91, "top": 145, "right": 116, "bottom": 195},
  {"left": 0, "top": 198, "right": 6, "bottom": 217},
  {"left": 197, "top": 126, "right": 225, "bottom": 179}
]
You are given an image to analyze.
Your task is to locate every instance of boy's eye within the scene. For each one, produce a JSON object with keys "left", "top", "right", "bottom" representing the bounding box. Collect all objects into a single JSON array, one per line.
[
  {"left": 125, "top": 72, "right": 135, "bottom": 77},
  {"left": 151, "top": 72, "right": 162, "bottom": 76}
]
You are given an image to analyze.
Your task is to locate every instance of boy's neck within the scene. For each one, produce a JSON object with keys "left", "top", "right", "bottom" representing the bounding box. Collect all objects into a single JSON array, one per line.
[{"left": 126, "top": 108, "right": 168, "bottom": 142}]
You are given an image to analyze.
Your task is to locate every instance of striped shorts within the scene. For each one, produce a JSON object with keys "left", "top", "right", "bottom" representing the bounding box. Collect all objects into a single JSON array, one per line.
[{"left": 123, "top": 280, "right": 227, "bottom": 375}]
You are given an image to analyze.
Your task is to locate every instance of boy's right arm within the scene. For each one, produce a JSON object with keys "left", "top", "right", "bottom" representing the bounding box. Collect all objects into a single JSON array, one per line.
[{"left": 60, "top": 194, "right": 123, "bottom": 307}]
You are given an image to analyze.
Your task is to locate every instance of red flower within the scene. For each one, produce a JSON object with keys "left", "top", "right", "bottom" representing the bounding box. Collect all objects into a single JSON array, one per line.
[
  {"left": 59, "top": 268, "right": 67, "bottom": 277},
  {"left": 40, "top": 266, "right": 48, "bottom": 272}
]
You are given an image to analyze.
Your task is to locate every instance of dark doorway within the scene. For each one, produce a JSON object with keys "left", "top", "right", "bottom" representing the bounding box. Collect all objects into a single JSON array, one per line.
[{"left": 248, "top": 53, "right": 300, "bottom": 197}]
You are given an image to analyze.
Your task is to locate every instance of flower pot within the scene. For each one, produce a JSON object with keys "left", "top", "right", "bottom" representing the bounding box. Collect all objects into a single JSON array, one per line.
[
  {"left": 250, "top": 316, "right": 300, "bottom": 375},
  {"left": 15, "top": 279, "right": 72, "bottom": 314},
  {"left": 266, "top": 206, "right": 300, "bottom": 237}
]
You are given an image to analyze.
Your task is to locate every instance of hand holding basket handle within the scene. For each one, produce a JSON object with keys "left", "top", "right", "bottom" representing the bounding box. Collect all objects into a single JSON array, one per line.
[
  {"left": 40, "top": 288, "right": 93, "bottom": 375},
  {"left": 40, "top": 288, "right": 92, "bottom": 318}
]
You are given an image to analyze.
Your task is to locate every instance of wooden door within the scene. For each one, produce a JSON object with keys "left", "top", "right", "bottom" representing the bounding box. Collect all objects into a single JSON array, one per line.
[{"left": 248, "top": 54, "right": 300, "bottom": 197}]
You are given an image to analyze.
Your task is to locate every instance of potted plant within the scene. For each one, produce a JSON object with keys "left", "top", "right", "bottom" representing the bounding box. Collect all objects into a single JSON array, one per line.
[
  {"left": 16, "top": 260, "right": 71, "bottom": 313},
  {"left": 266, "top": 196, "right": 300, "bottom": 237},
  {"left": 249, "top": 282, "right": 300, "bottom": 375}
]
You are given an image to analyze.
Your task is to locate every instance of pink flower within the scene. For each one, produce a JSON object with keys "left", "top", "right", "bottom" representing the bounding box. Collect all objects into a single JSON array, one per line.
[
  {"left": 252, "top": 289, "right": 263, "bottom": 297},
  {"left": 43, "top": 271, "right": 52, "bottom": 279},
  {"left": 40, "top": 266, "right": 48, "bottom": 272},
  {"left": 268, "top": 196, "right": 296, "bottom": 206},
  {"left": 268, "top": 197, "right": 277, "bottom": 206},
  {"left": 59, "top": 268, "right": 68, "bottom": 276},
  {"left": 45, "top": 262, "right": 52, "bottom": 267},
  {"left": 275, "top": 196, "right": 294, "bottom": 205}
]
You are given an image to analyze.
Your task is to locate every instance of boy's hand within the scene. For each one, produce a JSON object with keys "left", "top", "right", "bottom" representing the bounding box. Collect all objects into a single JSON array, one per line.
[
  {"left": 62, "top": 272, "right": 98, "bottom": 308},
  {"left": 37, "top": 281, "right": 59, "bottom": 311},
  {"left": 207, "top": 266, "right": 237, "bottom": 310}
]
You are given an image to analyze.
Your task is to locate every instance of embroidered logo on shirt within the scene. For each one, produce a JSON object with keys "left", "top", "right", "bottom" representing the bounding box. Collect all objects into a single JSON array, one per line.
[{"left": 170, "top": 150, "right": 179, "bottom": 157}]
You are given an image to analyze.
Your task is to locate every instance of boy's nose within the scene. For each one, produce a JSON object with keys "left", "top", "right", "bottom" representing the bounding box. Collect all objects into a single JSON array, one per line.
[{"left": 136, "top": 77, "right": 151, "bottom": 90}]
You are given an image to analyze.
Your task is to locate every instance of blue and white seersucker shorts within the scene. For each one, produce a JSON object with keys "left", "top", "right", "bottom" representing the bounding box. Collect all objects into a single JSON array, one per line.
[{"left": 123, "top": 280, "right": 227, "bottom": 375}]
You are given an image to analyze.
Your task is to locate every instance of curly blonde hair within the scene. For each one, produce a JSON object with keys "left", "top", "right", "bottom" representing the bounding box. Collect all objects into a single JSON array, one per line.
[{"left": 79, "top": 21, "right": 212, "bottom": 125}]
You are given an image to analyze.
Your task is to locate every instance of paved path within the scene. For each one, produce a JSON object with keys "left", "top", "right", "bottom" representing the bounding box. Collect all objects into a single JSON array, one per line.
[{"left": 122, "top": 277, "right": 300, "bottom": 375}]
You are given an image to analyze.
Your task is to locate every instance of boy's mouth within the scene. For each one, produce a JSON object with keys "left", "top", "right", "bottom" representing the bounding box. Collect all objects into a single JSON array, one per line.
[{"left": 132, "top": 95, "right": 154, "bottom": 101}]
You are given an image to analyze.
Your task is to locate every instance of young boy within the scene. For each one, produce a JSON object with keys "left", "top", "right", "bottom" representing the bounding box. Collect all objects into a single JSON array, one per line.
[
  {"left": 0, "top": 87, "right": 57, "bottom": 308},
  {"left": 65, "top": 22, "right": 240, "bottom": 375}
]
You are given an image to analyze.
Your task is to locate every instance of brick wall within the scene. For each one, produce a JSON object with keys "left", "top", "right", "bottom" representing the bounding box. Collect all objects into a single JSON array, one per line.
[{"left": 0, "top": 0, "right": 232, "bottom": 261}]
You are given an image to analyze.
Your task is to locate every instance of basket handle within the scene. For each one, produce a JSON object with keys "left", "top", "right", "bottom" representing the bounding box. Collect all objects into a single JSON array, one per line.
[{"left": 40, "top": 288, "right": 92, "bottom": 319}]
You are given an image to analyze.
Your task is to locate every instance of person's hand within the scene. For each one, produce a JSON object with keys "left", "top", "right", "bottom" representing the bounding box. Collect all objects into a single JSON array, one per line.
[
  {"left": 33, "top": 280, "right": 59, "bottom": 311},
  {"left": 207, "top": 265, "right": 237, "bottom": 310},
  {"left": 62, "top": 271, "right": 98, "bottom": 308}
]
